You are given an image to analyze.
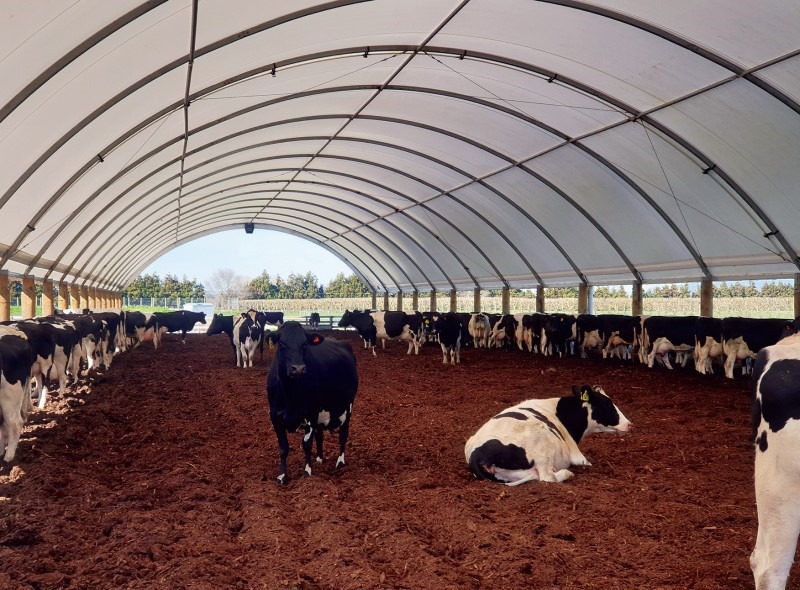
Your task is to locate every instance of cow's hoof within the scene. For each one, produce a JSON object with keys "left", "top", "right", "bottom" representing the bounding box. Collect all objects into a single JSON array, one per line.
[
  {"left": 335, "top": 455, "right": 346, "bottom": 469},
  {"left": 276, "top": 473, "right": 288, "bottom": 485},
  {"left": 304, "top": 465, "right": 312, "bottom": 477},
  {"left": 315, "top": 456, "right": 323, "bottom": 464}
]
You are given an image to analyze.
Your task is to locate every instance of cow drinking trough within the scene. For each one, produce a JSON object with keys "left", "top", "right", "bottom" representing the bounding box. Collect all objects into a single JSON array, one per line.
[{"left": 0, "top": 328, "right": 791, "bottom": 588}]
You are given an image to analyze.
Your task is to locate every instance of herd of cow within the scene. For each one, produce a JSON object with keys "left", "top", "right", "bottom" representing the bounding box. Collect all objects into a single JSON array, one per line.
[
  {"left": 335, "top": 309, "right": 800, "bottom": 381},
  {"left": 2, "top": 304, "right": 800, "bottom": 589},
  {"left": 0, "top": 309, "right": 207, "bottom": 463}
]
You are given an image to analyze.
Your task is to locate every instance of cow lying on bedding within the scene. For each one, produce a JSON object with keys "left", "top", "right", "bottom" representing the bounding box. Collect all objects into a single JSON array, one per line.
[{"left": 465, "top": 385, "right": 631, "bottom": 485}]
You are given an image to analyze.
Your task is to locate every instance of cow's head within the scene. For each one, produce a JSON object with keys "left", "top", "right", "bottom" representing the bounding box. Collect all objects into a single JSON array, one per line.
[
  {"left": 573, "top": 384, "right": 631, "bottom": 434},
  {"left": 338, "top": 310, "right": 352, "bottom": 328},
  {"left": 269, "top": 321, "right": 324, "bottom": 378}
]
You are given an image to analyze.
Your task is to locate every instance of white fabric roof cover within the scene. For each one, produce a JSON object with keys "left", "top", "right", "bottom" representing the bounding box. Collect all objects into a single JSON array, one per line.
[{"left": 1, "top": 0, "right": 799, "bottom": 293}]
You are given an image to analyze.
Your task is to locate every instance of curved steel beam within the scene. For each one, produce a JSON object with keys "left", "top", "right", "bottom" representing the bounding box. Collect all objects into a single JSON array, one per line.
[
  {"left": 6, "top": 25, "right": 798, "bottom": 275},
  {"left": 108, "top": 207, "right": 399, "bottom": 292},
  {"left": 120, "top": 222, "right": 374, "bottom": 291},
  {"left": 536, "top": 0, "right": 800, "bottom": 115},
  {"left": 81, "top": 164, "right": 491, "bottom": 293}
]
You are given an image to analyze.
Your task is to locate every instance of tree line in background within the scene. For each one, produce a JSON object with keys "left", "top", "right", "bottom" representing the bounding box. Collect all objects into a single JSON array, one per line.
[{"left": 6, "top": 274, "right": 795, "bottom": 301}]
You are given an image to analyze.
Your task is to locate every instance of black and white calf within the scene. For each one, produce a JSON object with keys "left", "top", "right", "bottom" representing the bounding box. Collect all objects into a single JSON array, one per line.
[
  {"left": 750, "top": 333, "right": 800, "bottom": 589},
  {"left": 435, "top": 312, "right": 463, "bottom": 365},
  {"left": 465, "top": 385, "right": 631, "bottom": 485},
  {"left": 267, "top": 321, "right": 358, "bottom": 484}
]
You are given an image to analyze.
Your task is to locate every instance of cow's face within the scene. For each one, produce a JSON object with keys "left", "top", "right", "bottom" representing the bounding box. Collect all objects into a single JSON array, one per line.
[
  {"left": 574, "top": 385, "right": 631, "bottom": 434},
  {"left": 338, "top": 310, "right": 351, "bottom": 328},
  {"left": 272, "top": 323, "right": 324, "bottom": 378},
  {"left": 198, "top": 313, "right": 207, "bottom": 325}
]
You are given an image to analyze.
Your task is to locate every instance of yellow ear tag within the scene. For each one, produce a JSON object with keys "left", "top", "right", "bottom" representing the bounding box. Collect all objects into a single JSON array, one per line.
[{"left": 580, "top": 392, "right": 590, "bottom": 403}]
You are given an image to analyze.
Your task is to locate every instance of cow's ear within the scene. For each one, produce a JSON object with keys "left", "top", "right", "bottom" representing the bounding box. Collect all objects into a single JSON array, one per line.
[
  {"left": 577, "top": 385, "right": 591, "bottom": 402},
  {"left": 307, "top": 332, "right": 324, "bottom": 346}
]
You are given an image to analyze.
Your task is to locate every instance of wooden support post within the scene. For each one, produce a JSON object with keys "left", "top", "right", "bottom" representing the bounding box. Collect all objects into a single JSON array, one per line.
[
  {"left": 449, "top": 289, "right": 457, "bottom": 313},
  {"left": 0, "top": 272, "right": 9, "bottom": 322},
  {"left": 700, "top": 278, "right": 713, "bottom": 317},
  {"left": 80, "top": 286, "right": 89, "bottom": 310},
  {"left": 536, "top": 286, "right": 545, "bottom": 313},
  {"left": 88, "top": 287, "right": 97, "bottom": 310},
  {"left": 396, "top": 291, "right": 403, "bottom": 312},
  {"left": 42, "top": 280, "right": 55, "bottom": 317},
  {"left": 632, "top": 281, "right": 643, "bottom": 316},
  {"left": 795, "top": 274, "right": 800, "bottom": 319},
  {"left": 578, "top": 283, "right": 588, "bottom": 314},
  {"left": 21, "top": 276, "right": 36, "bottom": 319},
  {"left": 58, "top": 281, "right": 68, "bottom": 310},
  {"left": 430, "top": 291, "right": 437, "bottom": 313},
  {"left": 501, "top": 287, "right": 510, "bottom": 315},
  {"left": 382, "top": 292, "right": 389, "bottom": 311},
  {"left": 412, "top": 291, "right": 419, "bottom": 311},
  {"left": 70, "top": 284, "right": 80, "bottom": 310},
  {"left": 473, "top": 287, "right": 481, "bottom": 312}
]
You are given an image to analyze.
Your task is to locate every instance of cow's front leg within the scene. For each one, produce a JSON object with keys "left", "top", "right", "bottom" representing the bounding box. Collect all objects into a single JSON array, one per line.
[
  {"left": 336, "top": 416, "right": 351, "bottom": 469},
  {"left": 301, "top": 422, "right": 315, "bottom": 476},
  {"left": 440, "top": 343, "right": 448, "bottom": 364},
  {"left": 271, "top": 419, "right": 290, "bottom": 485},
  {"left": 314, "top": 428, "right": 324, "bottom": 464}
]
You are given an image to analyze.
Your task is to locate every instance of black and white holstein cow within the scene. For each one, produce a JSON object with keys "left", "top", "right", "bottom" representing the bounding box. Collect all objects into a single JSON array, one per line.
[
  {"left": 694, "top": 316, "right": 723, "bottom": 375},
  {"left": 372, "top": 310, "right": 424, "bottom": 355},
  {"left": 125, "top": 311, "right": 161, "bottom": 350},
  {"left": 267, "top": 321, "right": 358, "bottom": 484},
  {"left": 489, "top": 314, "right": 518, "bottom": 350},
  {"left": 232, "top": 311, "right": 264, "bottom": 368},
  {"left": 468, "top": 313, "right": 492, "bottom": 349},
  {"left": 750, "top": 333, "right": 800, "bottom": 589},
  {"left": 722, "top": 317, "right": 797, "bottom": 380},
  {"left": 0, "top": 325, "right": 33, "bottom": 462},
  {"left": 435, "top": 312, "right": 463, "bottom": 365},
  {"left": 542, "top": 313, "right": 577, "bottom": 358},
  {"left": 601, "top": 314, "right": 641, "bottom": 361},
  {"left": 640, "top": 315, "right": 698, "bottom": 369},
  {"left": 465, "top": 385, "right": 631, "bottom": 485},
  {"left": 153, "top": 310, "right": 206, "bottom": 343},
  {"left": 576, "top": 314, "right": 604, "bottom": 358}
]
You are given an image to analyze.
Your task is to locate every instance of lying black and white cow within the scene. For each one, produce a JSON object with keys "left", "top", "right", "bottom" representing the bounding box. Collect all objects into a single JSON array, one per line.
[
  {"left": 267, "top": 321, "right": 358, "bottom": 484},
  {"left": 153, "top": 310, "right": 206, "bottom": 343},
  {"left": 0, "top": 325, "right": 33, "bottom": 462},
  {"left": 465, "top": 385, "right": 630, "bottom": 485},
  {"left": 435, "top": 312, "right": 462, "bottom": 365},
  {"left": 722, "top": 317, "right": 797, "bottom": 379},
  {"left": 750, "top": 333, "right": 800, "bottom": 589}
]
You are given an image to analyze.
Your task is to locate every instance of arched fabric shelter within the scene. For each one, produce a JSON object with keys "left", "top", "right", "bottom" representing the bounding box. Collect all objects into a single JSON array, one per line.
[{"left": 1, "top": 0, "right": 799, "bottom": 294}]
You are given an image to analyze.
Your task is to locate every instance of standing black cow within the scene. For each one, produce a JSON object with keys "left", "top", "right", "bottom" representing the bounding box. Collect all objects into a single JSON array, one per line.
[
  {"left": 309, "top": 312, "right": 321, "bottom": 329},
  {"left": 338, "top": 310, "right": 378, "bottom": 353},
  {"left": 152, "top": 310, "right": 207, "bottom": 343},
  {"left": 435, "top": 312, "right": 463, "bottom": 365},
  {"left": 267, "top": 321, "right": 358, "bottom": 484},
  {"left": 207, "top": 314, "right": 236, "bottom": 362}
]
